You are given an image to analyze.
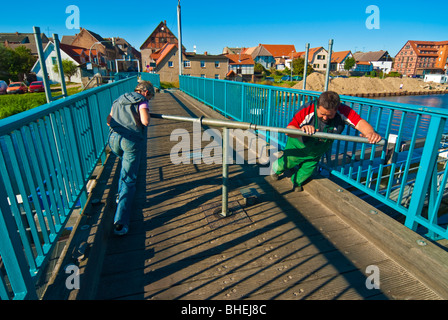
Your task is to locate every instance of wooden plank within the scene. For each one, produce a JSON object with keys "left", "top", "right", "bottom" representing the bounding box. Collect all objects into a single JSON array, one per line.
[{"left": 305, "top": 176, "right": 448, "bottom": 299}]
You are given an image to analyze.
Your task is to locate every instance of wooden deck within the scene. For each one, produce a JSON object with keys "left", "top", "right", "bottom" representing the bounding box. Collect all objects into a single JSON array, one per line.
[{"left": 44, "top": 89, "right": 447, "bottom": 301}]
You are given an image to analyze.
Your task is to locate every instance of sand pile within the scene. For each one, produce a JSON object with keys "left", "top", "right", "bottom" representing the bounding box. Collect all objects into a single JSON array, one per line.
[{"left": 293, "top": 73, "right": 448, "bottom": 95}]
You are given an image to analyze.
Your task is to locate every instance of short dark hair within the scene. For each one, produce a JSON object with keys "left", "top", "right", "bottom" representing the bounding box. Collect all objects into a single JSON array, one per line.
[
  {"left": 318, "top": 91, "right": 340, "bottom": 110},
  {"left": 135, "top": 81, "right": 155, "bottom": 95}
]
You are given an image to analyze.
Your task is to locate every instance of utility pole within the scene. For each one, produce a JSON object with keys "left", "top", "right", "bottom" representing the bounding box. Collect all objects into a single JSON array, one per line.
[
  {"left": 177, "top": 0, "right": 183, "bottom": 76},
  {"left": 303, "top": 43, "right": 309, "bottom": 90},
  {"left": 324, "top": 39, "right": 333, "bottom": 92}
]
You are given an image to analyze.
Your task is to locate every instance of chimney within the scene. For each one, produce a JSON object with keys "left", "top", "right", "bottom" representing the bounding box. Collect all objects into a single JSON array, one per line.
[{"left": 204, "top": 51, "right": 207, "bottom": 55}]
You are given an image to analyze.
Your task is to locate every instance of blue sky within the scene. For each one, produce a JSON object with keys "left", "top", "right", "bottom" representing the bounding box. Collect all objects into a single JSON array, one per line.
[{"left": 1, "top": 0, "right": 448, "bottom": 56}]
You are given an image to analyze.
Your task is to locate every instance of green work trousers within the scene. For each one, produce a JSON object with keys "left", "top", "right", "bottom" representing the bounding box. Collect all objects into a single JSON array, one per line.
[{"left": 273, "top": 136, "right": 332, "bottom": 187}]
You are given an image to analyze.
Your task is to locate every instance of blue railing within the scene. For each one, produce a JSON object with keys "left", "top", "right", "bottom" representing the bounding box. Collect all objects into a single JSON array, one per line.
[
  {"left": 140, "top": 72, "right": 161, "bottom": 89},
  {"left": 112, "top": 72, "right": 161, "bottom": 90},
  {"left": 179, "top": 75, "right": 448, "bottom": 242},
  {"left": 0, "top": 76, "right": 139, "bottom": 299}
]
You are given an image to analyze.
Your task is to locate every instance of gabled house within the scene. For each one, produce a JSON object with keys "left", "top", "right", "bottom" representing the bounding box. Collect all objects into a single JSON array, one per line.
[
  {"left": 70, "top": 28, "right": 117, "bottom": 71},
  {"left": 225, "top": 53, "right": 255, "bottom": 81},
  {"left": 260, "top": 44, "right": 296, "bottom": 70},
  {"left": 140, "top": 21, "right": 180, "bottom": 72},
  {"left": 30, "top": 42, "right": 87, "bottom": 84},
  {"left": 354, "top": 50, "right": 392, "bottom": 74},
  {"left": 330, "top": 50, "right": 353, "bottom": 72},
  {"left": 244, "top": 45, "right": 275, "bottom": 70},
  {"left": 292, "top": 47, "right": 328, "bottom": 72},
  {"left": 392, "top": 41, "right": 448, "bottom": 76}
]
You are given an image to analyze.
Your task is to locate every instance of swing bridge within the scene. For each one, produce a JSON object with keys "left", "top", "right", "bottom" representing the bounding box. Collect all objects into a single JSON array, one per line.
[{"left": 1, "top": 70, "right": 448, "bottom": 301}]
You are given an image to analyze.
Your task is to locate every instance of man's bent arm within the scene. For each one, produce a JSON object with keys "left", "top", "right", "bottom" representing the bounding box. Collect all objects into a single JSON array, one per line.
[{"left": 355, "top": 119, "right": 382, "bottom": 144}]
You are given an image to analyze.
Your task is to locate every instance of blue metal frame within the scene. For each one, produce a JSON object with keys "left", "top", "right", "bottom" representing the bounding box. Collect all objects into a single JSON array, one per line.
[
  {"left": 0, "top": 76, "right": 139, "bottom": 299},
  {"left": 179, "top": 75, "right": 448, "bottom": 242}
]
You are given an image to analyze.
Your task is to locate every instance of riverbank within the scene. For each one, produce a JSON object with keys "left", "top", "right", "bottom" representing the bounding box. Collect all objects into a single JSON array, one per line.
[{"left": 292, "top": 73, "right": 448, "bottom": 97}]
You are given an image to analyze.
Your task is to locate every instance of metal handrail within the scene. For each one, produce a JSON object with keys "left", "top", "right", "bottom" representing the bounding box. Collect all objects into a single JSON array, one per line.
[
  {"left": 151, "top": 113, "right": 385, "bottom": 217},
  {"left": 150, "top": 113, "right": 386, "bottom": 146}
]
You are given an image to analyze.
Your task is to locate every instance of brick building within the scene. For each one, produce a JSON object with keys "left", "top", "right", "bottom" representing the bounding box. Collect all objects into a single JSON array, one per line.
[
  {"left": 70, "top": 28, "right": 118, "bottom": 71},
  {"left": 393, "top": 40, "right": 448, "bottom": 76},
  {"left": 140, "top": 21, "right": 180, "bottom": 72}
]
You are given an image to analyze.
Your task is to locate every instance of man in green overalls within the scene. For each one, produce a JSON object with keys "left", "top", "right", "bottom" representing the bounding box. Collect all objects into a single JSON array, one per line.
[{"left": 272, "top": 91, "right": 381, "bottom": 191}]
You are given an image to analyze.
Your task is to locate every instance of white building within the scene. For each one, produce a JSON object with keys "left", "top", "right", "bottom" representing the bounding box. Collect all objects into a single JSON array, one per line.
[
  {"left": 31, "top": 41, "right": 84, "bottom": 84},
  {"left": 424, "top": 74, "right": 447, "bottom": 84},
  {"left": 353, "top": 50, "right": 393, "bottom": 74}
]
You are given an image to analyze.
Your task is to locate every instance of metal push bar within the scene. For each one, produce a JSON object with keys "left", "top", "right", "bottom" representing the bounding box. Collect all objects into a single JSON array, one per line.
[{"left": 150, "top": 113, "right": 385, "bottom": 217}]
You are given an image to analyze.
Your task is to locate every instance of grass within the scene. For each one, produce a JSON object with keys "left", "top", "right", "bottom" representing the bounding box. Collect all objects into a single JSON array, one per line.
[{"left": 0, "top": 86, "right": 82, "bottom": 120}]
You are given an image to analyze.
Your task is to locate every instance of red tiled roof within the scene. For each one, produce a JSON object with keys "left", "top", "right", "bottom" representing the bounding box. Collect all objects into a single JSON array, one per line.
[
  {"left": 356, "top": 61, "right": 372, "bottom": 65},
  {"left": 293, "top": 47, "right": 324, "bottom": 62},
  {"left": 331, "top": 51, "right": 351, "bottom": 63},
  {"left": 261, "top": 44, "right": 296, "bottom": 57},
  {"left": 225, "top": 53, "right": 255, "bottom": 65},
  {"left": 151, "top": 43, "right": 178, "bottom": 66}
]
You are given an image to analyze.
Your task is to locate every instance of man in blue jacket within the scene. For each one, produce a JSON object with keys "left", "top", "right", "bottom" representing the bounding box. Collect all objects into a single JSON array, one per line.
[{"left": 107, "top": 81, "right": 154, "bottom": 235}]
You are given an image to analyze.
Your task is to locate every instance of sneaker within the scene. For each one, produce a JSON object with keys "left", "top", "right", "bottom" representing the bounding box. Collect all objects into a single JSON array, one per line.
[{"left": 114, "top": 224, "right": 128, "bottom": 236}]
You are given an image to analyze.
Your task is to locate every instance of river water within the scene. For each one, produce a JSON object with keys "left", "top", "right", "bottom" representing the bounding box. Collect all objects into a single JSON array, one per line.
[{"left": 372, "top": 93, "right": 448, "bottom": 109}]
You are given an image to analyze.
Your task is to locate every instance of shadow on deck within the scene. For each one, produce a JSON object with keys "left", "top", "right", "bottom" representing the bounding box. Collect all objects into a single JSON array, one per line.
[{"left": 43, "top": 89, "right": 448, "bottom": 302}]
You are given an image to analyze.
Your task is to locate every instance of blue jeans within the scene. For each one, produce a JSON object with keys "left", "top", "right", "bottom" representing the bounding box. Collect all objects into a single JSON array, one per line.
[{"left": 108, "top": 131, "right": 143, "bottom": 227}]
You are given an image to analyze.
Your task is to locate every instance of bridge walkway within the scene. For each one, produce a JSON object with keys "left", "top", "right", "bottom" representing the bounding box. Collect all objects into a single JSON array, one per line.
[{"left": 48, "top": 89, "right": 443, "bottom": 300}]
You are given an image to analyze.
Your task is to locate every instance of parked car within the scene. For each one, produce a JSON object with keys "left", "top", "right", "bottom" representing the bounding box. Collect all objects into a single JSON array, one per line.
[
  {"left": 0, "top": 80, "right": 7, "bottom": 94},
  {"left": 29, "top": 81, "right": 45, "bottom": 93},
  {"left": 281, "top": 75, "right": 291, "bottom": 81},
  {"left": 6, "top": 82, "right": 28, "bottom": 94}
]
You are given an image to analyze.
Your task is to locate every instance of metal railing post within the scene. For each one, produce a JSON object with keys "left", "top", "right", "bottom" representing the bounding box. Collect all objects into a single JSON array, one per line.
[
  {"left": 221, "top": 127, "right": 229, "bottom": 217},
  {"left": 405, "top": 115, "right": 446, "bottom": 232},
  {"left": 53, "top": 34, "right": 67, "bottom": 97},
  {"left": 33, "top": 26, "right": 52, "bottom": 103},
  {"left": 0, "top": 178, "right": 38, "bottom": 300}
]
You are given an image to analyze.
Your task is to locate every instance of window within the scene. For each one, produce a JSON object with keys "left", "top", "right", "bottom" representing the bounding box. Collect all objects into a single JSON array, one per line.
[
  {"left": 201, "top": 61, "right": 206, "bottom": 68},
  {"left": 168, "top": 61, "right": 173, "bottom": 68},
  {"left": 215, "top": 74, "right": 219, "bottom": 79},
  {"left": 201, "top": 74, "right": 206, "bottom": 78},
  {"left": 184, "top": 60, "right": 191, "bottom": 68},
  {"left": 52, "top": 57, "right": 57, "bottom": 65},
  {"left": 215, "top": 61, "right": 220, "bottom": 68}
]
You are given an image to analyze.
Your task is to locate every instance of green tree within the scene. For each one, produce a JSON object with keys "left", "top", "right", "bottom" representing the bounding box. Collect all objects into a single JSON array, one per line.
[
  {"left": 292, "top": 57, "right": 313, "bottom": 76},
  {"left": 254, "top": 63, "right": 265, "bottom": 74},
  {"left": 53, "top": 59, "right": 79, "bottom": 82},
  {"left": 0, "top": 45, "right": 36, "bottom": 80},
  {"left": 344, "top": 57, "right": 356, "bottom": 71}
]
